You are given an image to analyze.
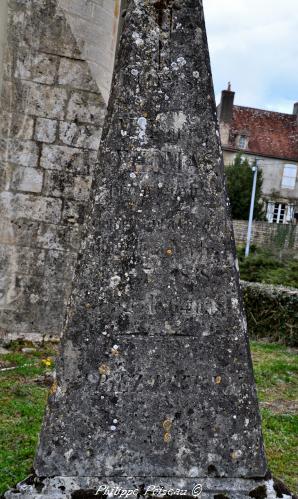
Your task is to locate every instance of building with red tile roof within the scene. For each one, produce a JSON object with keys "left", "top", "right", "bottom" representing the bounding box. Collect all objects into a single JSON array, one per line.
[{"left": 218, "top": 86, "right": 298, "bottom": 224}]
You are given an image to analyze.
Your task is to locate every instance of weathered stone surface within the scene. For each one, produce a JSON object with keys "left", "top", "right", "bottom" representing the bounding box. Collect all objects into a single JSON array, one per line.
[
  {"left": 58, "top": 57, "right": 99, "bottom": 93},
  {"left": 43, "top": 170, "right": 92, "bottom": 200},
  {"left": 58, "top": 0, "right": 121, "bottom": 104},
  {"left": 40, "top": 144, "right": 98, "bottom": 174},
  {"left": 0, "top": 112, "right": 34, "bottom": 139},
  {"left": 35, "top": 118, "right": 57, "bottom": 143},
  {"left": 0, "top": 0, "right": 109, "bottom": 342},
  {"left": 61, "top": 199, "right": 86, "bottom": 225},
  {"left": 0, "top": 192, "right": 62, "bottom": 223},
  {"left": 0, "top": 138, "right": 39, "bottom": 167},
  {"left": 0, "top": 161, "right": 11, "bottom": 190},
  {"left": 16, "top": 247, "right": 46, "bottom": 276},
  {"left": 19, "top": 81, "right": 68, "bottom": 119},
  {"left": 34, "top": 0, "right": 267, "bottom": 488},
  {"left": 66, "top": 90, "right": 105, "bottom": 124},
  {"left": 14, "top": 50, "right": 58, "bottom": 84},
  {"left": 36, "top": 223, "right": 81, "bottom": 252},
  {"left": 38, "top": 4, "right": 82, "bottom": 59},
  {"left": 59, "top": 121, "right": 102, "bottom": 150},
  {"left": 0, "top": 218, "right": 40, "bottom": 246},
  {"left": 10, "top": 166, "right": 43, "bottom": 193},
  {"left": 4, "top": 475, "right": 296, "bottom": 499}
]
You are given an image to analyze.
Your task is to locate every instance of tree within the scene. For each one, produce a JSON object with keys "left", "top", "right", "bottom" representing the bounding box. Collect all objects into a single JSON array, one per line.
[{"left": 225, "top": 154, "right": 265, "bottom": 221}]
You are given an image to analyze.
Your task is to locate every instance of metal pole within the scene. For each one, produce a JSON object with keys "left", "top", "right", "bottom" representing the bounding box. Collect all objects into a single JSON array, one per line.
[{"left": 245, "top": 159, "right": 258, "bottom": 257}]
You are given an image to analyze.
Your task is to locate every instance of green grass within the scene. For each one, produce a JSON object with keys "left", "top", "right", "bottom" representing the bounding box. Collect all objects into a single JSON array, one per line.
[
  {"left": 0, "top": 341, "right": 297, "bottom": 495},
  {"left": 251, "top": 341, "right": 298, "bottom": 492},
  {"left": 237, "top": 246, "right": 298, "bottom": 288},
  {"left": 0, "top": 343, "right": 56, "bottom": 495}
]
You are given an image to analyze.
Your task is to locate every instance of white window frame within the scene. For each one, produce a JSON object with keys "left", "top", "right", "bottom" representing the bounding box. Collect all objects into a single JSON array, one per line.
[
  {"left": 267, "top": 202, "right": 290, "bottom": 224},
  {"left": 273, "top": 203, "right": 286, "bottom": 224},
  {"left": 281, "top": 164, "right": 297, "bottom": 189},
  {"left": 238, "top": 135, "right": 247, "bottom": 149}
]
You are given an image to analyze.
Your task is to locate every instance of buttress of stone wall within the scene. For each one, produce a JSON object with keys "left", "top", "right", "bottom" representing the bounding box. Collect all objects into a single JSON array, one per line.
[
  {"left": 58, "top": 0, "right": 122, "bottom": 105},
  {"left": 0, "top": 0, "right": 121, "bottom": 342}
]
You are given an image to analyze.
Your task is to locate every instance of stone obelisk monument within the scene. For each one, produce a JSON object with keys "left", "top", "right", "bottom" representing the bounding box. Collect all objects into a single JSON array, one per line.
[{"left": 7, "top": 1, "right": 293, "bottom": 498}]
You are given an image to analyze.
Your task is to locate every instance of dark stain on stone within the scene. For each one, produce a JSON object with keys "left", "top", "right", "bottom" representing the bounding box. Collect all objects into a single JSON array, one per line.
[
  {"left": 249, "top": 485, "right": 267, "bottom": 499},
  {"left": 208, "top": 464, "right": 219, "bottom": 477},
  {"left": 35, "top": 480, "right": 45, "bottom": 493},
  {"left": 214, "top": 495, "right": 230, "bottom": 499},
  {"left": 21, "top": 475, "right": 45, "bottom": 493},
  {"left": 24, "top": 476, "right": 35, "bottom": 486},
  {"left": 153, "top": 0, "right": 172, "bottom": 26},
  {"left": 72, "top": 490, "right": 105, "bottom": 499},
  {"left": 118, "top": 313, "right": 130, "bottom": 331},
  {"left": 137, "top": 483, "right": 146, "bottom": 497},
  {"left": 274, "top": 478, "right": 294, "bottom": 498}
]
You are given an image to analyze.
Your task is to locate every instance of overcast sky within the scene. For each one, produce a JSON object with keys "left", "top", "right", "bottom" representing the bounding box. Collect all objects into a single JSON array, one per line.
[{"left": 204, "top": 0, "right": 298, "bottom": 114}]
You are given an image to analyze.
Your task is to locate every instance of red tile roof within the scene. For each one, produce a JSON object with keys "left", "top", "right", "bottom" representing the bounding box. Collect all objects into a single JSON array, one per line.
[{"left": 225, "top": 106, "right": 298, "bottom": 161}]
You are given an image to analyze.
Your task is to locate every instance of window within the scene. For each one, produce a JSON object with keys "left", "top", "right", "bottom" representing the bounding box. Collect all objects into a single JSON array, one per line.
[
  {"left": 267, "top": 202, "right": 295, "bottom": 224},
  {"left": 272, "top": 203, "right": 286, "bottom": 223},
  {"left": 238, "top": 135, "right": 247, "bottom": 149},
  {"left": 281, "top": 164, "right": 297, "bottom": 189}
]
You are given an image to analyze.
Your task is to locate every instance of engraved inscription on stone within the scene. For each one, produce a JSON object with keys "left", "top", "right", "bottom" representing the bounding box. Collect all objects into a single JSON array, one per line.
[{"left": 34, "top": 0, "right": 267, "bottom": 483}]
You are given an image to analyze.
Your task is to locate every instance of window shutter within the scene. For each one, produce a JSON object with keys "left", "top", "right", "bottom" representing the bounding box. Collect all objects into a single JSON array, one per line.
[
  {"left": 266, "top": 202, "right": 275, "bottom": 223},
  {"left": 286, "top": 204, "right": 294, "bottom": 223}
]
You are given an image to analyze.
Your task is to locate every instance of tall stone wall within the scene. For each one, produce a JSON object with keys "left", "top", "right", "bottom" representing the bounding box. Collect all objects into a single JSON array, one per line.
[
  {"left": 233, "top": 219, "right": 298, "bottom": 251},
  {"left": 0, "top": 0, "right": 121, "bottom": 342}
]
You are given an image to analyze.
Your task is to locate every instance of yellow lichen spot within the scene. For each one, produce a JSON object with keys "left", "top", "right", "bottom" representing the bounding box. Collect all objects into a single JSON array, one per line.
[
  {"left": 215, "top": 375, "right": 222, "bottom": 385},
  {"left": 164, "top": 432, "right": 171, "bottom": 443},
  {"left": 162, "top": 419, "right": 172, "bottom": 432},
  {"left": 42, "top": 357, "right": 53, "bottom": 368},
  {"left": 166, "top": 248, "right": 173, "bottom": 256},
  {"left": 114, "top": 0, "right": 120, "bottom": 18},
  {"left": 111, "top": 348, "right": 120, "bottom": 357},
  {"left": 143, "top": 112, "right": 148, "bottom": 117},
  {"left": 231, "top": 450, "right": 242, "bottom": 460},
  {"left": 98, "top": 364, "right": 110, "bottom": 375},
  {"left": 85, "top": 303, "right": 92, "bottom": 309},
  {"left": 49, "top": 381, "right": 58, "bottom": 396}
]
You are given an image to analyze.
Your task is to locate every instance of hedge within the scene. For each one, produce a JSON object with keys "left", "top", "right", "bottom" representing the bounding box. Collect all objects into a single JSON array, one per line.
[{"left": 241, "top": 281, "right": 298, "bottom": 347}]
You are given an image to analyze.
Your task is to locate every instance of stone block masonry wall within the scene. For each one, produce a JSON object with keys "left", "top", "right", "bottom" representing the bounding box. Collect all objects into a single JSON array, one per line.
[
  {"left": 241, "top": 280, "right": 298, "bottom": 347},
  {"left": 0, "top": 0, "right": 120, "bottom": 342},
  {"left": 233, "top": 220, "right": 298, "bottom": 251}
]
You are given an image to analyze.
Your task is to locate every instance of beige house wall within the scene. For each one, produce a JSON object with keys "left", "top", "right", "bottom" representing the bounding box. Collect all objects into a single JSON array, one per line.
[{"left": 223, "top": 150, "right": 298, "bottom": 207}]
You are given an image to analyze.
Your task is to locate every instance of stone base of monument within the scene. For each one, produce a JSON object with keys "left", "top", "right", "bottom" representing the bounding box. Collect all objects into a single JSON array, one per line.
[{"left": 5, "top": 475, "right": 297, "bottom": 499}]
